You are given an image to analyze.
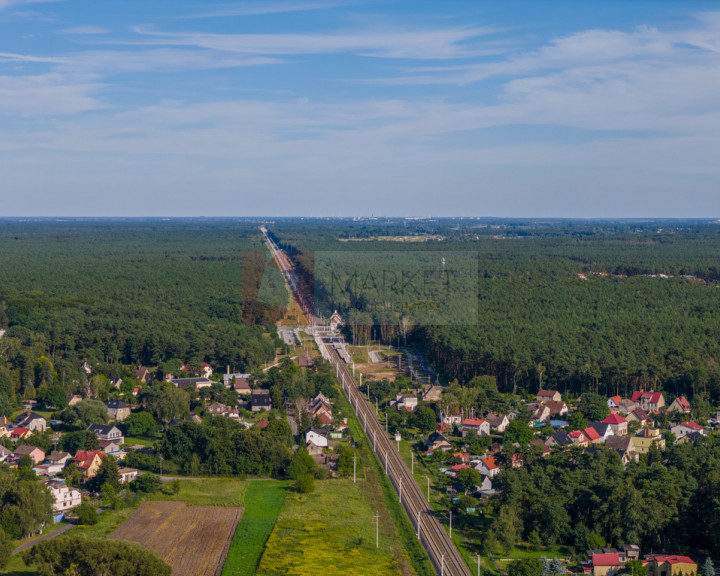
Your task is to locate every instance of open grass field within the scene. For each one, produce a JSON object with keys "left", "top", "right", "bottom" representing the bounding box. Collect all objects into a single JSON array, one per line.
[
  {"left": 221, "top": 480, "right": 289, "bottom": 576},
  {"left": 255, "top": 479, "right": 408, "bottom": 576},
  {"left": 153, "top": 478, "right": 248, "bottom": 507},
  {"left": 111, "top": 501, "right": 242, "bottom": 576}
]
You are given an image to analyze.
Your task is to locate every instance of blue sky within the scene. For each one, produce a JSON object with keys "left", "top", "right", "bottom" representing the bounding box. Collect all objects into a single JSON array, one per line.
[{"left": 1, "top": 0, "right": 718, "bottom": 217}]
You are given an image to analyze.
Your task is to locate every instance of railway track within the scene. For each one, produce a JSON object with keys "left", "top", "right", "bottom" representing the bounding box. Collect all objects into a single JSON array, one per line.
[{"left": 261, "top": 227, "right": 472, "bottom": 576}]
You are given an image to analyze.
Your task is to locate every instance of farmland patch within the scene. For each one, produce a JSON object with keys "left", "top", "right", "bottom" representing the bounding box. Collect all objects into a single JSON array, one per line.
[{"left": 111, "top": 501, "right": 242, "bottom": 576}]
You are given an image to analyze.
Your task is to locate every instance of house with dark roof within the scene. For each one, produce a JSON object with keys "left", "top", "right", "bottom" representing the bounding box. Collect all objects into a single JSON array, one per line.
[
  {"left": 545, "top": 400, "right": 569, "bottom": 417},
  {"left": 546, "top": 430, "right": 573, "bottom": 448},
  {"left": 14, "top": 412, "right": 47, "bottom": 432},
  {"left": 605, "top": 436, "right": 637, "bottom": 465},
  {"left": 424, "top": 431, "right": 452, "bottom": 452},
  {"left": 170, "top": 377, "right": 213, "bottom": 391},
  {"left": 626, "top": 408, "right": 652, "bottom": 427},
  {"left": 251, "top": 389, "right": 272, "bottom": 412},
  {"left": 105, "top": 399, "right": 131, "bottom": 422},
  {"left": 135, "top": 367, "right": 152, "bottom": 384},
  {"left": 485, "top": 413, "right": 509, "bottom": 433},
  {"left": 588, "top": 422, "right": 615, "bottom": 442},
  {"left": 87, "top": 423, "right": 123, "bottom": 443}
]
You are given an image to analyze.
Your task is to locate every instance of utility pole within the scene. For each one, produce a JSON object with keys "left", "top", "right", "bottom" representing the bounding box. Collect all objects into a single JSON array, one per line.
[
  {"left": 385, "top": 451, "right": 388, "bottom": 473},
  {"left": 441, "top": 554, "right": 445, "bottom": 576},
  {"left": 417, "top": 511, "right": 421, "bottom": 540},
  {"left": 411, "top": 452, "right": 414, "bottom": 475},
  {"left": 449, "top": 510, "right": 453, "bottom": 538},
  {"left": 478, "top": 554, "right": 481, "bottom": 576},
  {"left": 159, "top": 455, "right": 163, "bottom": 477},
  {"left": 385, "top": 411, "right": 388, "bottom": 433},
  {"left": 399, "top": 477, "right": 402, "bottom": 504},
  {"left": 353, "top": 455, "right": 356, "bottom": 483},
  {"left": 427, "top": 477, "right": 430, "bottom": 502}
]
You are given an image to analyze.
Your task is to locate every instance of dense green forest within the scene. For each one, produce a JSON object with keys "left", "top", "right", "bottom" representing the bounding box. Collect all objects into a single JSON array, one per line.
[
  {"left": 270, "top": 219, "right": 720, "bottom": 403},
  {"left": 485, "top": 438, "right": 720, "bottom": 558},
  {"left": 0, "top": 220, "right": 286, "bottom": 409}
]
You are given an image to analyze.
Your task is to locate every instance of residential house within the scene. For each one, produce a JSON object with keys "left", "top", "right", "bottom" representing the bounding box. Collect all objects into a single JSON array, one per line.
[
  {"left": 643, "top": 555, "right": 697, "bottom": 576},
  {"left": 88, "top": 424, "right": 123, "bottom": 443},
  {"left": 168, "top": 414, "right": 202, "bottom": 426},
  {"left": 34, "top": 460, "right": 67, "bottom": 476},
  {"left": 588, "top": 422, "right": 615, "bottom": 443},
  {"left": 532, "top": 403, "right": 551, "bottom": 421},
  {"left": 14, "top": 412, "right": 47, "bottom": 432},
  {"left": 530, "top": 439, "right": 551, "bottom": 457},
  {"left": 251, "top": 389, "right": 272, "bottom": 412},
  {"left": 46, "top": 479, "right": 82, "bottom": 518},
  {"left": 98, "top": 439, "right": 123, "bottom": 454},
  {"left": 0, "top": 445, "right": 11, "bottom": 462},
  {"left": 569, "top": 430, "right": 589, "bottom": 448},
  {"left": 475, "top": 475, "right": 495, "bottom": 497},
  {"left": 536, "top": 390, "right": 561, "bottom": 403},
  {"left": 207, "top": 402, "right": 230, "bottom": 415},
  {"left": 72, "top": 450, "right": 105, "bottom": 479},
  {"left": 135, "top": 366, "right": 152, "bottom": 384},
  {"left": 485, "top": 413, "right": 509, "bottom": 433},
  {"left": 441, "top": 411, "right": 462, "bottom": 427},
  {"left": 461, "top": 418, "right": 490, "bottom": 437},
  {"left": 182, "top": 362, "right": 213, "bottom": 379},
  {"left": 675, "top": 431, "right": 704, "bottom": 445},
  {"left": 617, "top": 399, "right": 639, "bottom": 415},
  {"left": 631, "top": 428, "right": 665, "bottom": 454},
  {"left": 475, "top": 456, "right": 500, "bottom": 478},
  {"left": 631, "top": 391, "right": 665, "bottom": 413},
  {"left": 396, "top": 392, "right": 418, "bottom": 412},
  {"left": 306, "top": 428, "right": 329, "bottom": 455},
  {"left": 592, "top": 553, "right": 624, "bottom": 576},
  {"left": 583, "top": 426, "right": 603, "bottom": 445},
  {"left": 602, "top": 414, "right": 628, "bottom": 436},
  {"left": 170, "top": 377, "right": 213, "bottom": 391},
  {"left": 10, "top": 427, "right": 32, "bottom": 441},
  {"left": 105, "top": 399, "right": 131, "bottom": 422},
  {"left": 605, "top": 436, "right": 638, "bottom": 465},
  {"left": 47, "top": 451, "right": 71, "bottom": 466},
  {"left": 0, "top": 418, "right": 12, "bottom": 438},
  {"left": 110, "top": 377, "right": 123, "bottom": 389},
  {"left": 12, "top": 445, "right": 45, "bottom": 465},
  {"left": 423, "top": 385, "right": 444, "bottom": 402},
  {"left": 118, "top": 468, "right": 139, "bottom": 484},
  {"left": 311, "top": 402, "right": 334, "bottom": 426},
  {"left": 545, "top": 401, "right": 569, "bottom": 417},
  {"left": 223, "top": 373, "right": 252, "bottom": 394},
  {"left": 607, "top": 396, "right": 622, "bottom": 411},
  {"left": 546, "top": 430, "right": 573, "bottom": 448},
  {"left": 667, "top": 396, "right": 692, "bottom": 415},
  {"left": 626, "top": 408, "right": 653, "bottom": 427},
  {"left": 424, "top": 432, "right": 452, "bottom": 452},
  {"left": 670, "top": 421, "right": 705, "bottom": 440}
]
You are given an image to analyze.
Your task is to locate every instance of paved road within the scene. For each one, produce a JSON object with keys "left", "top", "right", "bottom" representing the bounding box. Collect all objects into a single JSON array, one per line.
[
  {"left": 13, "top": 523, "right": 74, "bottom": 554},
  {"left": 262, "top": 226, "right": 471, "bottom": 576}
]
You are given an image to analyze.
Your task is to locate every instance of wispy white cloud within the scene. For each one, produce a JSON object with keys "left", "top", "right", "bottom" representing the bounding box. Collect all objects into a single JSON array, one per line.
[
  {"left": 0, "top": 0, "right": 61, "bottom": 11},
  {"left": 176, "top": 0, "right": 362, "bottom": 19},
  {"left": 59, "top": 25, "right": 109, "bottom": 35},
  {"left": 0, "top": 73, "right": 103, "bottom": 115},
  {"left": 129, "top": 25, "right": 498, "bottom": 59}
]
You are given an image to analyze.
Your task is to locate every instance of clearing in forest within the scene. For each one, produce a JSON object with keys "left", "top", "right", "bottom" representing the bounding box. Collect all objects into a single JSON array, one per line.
[{"left": 111, "top": 501, "right": 243, "bottom": 576}]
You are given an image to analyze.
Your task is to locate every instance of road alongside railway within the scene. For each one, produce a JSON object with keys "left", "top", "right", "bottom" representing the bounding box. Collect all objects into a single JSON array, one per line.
[{"left": 261, "top": 227, "right": 472, "bottom": 576}]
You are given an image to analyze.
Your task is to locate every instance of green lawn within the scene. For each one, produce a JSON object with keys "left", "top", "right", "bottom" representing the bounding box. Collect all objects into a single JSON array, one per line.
[
  {"left": 222, "top": 480, "right": 289, "bottom": 576},
  {"left": 255, "top": 479, "right": 407, "bottom": 576},
  {"left": 151, "top": 478, "right": 248, "bottom": 507}
]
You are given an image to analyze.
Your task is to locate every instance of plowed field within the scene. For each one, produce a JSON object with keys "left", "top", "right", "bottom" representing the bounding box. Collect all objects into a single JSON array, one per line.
[{"left": 111, "top": 501, "right": 243, "bottom": 576}]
